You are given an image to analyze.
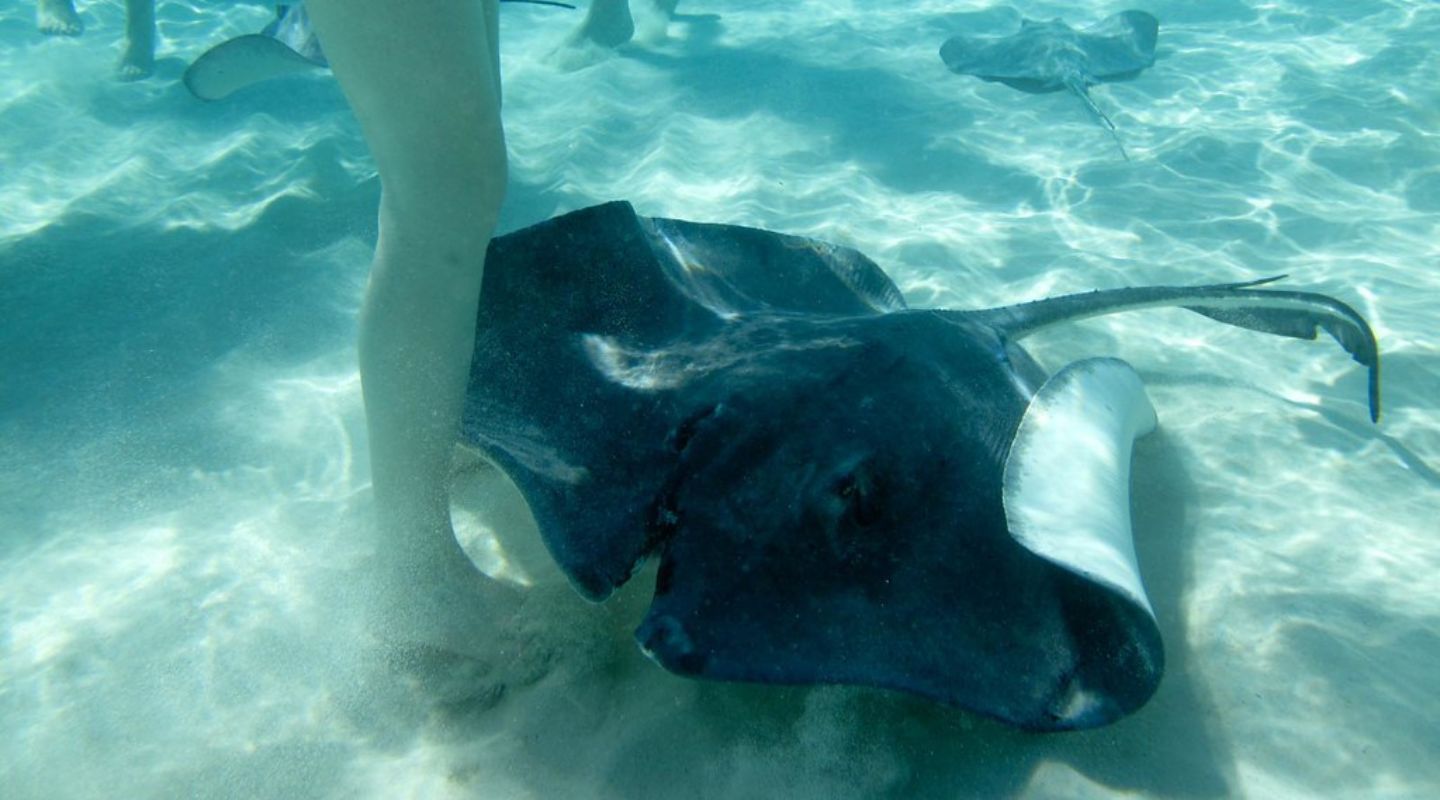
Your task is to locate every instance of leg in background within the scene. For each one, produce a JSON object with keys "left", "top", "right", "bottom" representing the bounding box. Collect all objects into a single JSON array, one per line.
[
  {"left": 116, "top": 0, "right": 156, "bottom": 80},
  {"left": 37, "top": 0, "right": 83, "bottom": 36}
]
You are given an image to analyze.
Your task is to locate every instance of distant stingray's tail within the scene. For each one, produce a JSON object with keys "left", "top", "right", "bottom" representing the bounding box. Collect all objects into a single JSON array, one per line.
[{"left": 1065, "top": 79, "right": 1129, "bottom": 161}]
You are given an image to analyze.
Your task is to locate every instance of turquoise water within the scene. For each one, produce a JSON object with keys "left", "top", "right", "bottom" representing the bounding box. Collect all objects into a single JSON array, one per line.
[{"left": 2, "top": 1, "right": 1438, "bottom": 797}]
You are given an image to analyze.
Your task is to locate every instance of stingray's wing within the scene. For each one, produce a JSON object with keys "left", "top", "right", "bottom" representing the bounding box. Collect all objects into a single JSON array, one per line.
[
  {"left": 183, "top": 35, "right": 323, "bottom": 101},
  {"left": 1075, "top": 10, "right": 1159, "bottom": 81},
  {"left": 939, "top": 21, "right": 1065, "bottom": 92},
  {"left": 965, "top": 276, "right": 1381, "bottom": 421},
  {"left": 940, "top": 11, "right": 1157, "bottom": 92},
  {"left": 462, "top": 202, "right": 706, "bottom": 600},
  {"left": 183, "top": 6, "right": 326, "bottom": 101},
  {"left": 641, "top": 216, "right": 907, "bottom": 316},
  {"left": 475, "top": 202, "right": 901, "bottom": 347},
  {"left": 462, "top": 202, "right": 906, "bottom": 600},
  {"left": 997, "top": 356, "right": 1164, "bottom": 728}
]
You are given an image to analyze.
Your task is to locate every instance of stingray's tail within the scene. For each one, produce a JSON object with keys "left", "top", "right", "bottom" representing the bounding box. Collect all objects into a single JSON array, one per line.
[
  {"left": 962, "top": 276, "right": 1381, "bottom": 422},
  {"left": 1065, "top": 79, "right": 1129, "bottom": 161}
]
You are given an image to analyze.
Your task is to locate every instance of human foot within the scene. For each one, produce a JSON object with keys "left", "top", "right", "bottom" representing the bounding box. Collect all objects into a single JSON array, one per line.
[
  {"left": 116, "top": 42, "right": 155, "bottom": 81},
  {"left": 116, "top": 0, "right": 156, "bottom": 80},
  {"left": 373, "top": 565, "right": 574, "bottom": 710},
  {"left": 37, "top": 0, "right": 83, "bottom": 36}
]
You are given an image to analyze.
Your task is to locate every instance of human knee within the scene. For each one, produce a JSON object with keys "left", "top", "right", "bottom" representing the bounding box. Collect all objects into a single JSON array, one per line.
[{"left": 380, "top": 158, "right": 507, "bottom": 241}]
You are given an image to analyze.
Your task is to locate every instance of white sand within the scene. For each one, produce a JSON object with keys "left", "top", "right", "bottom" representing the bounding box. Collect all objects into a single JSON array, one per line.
[{"left": 2, "top": 1, "right": 1438, "bottom": 797}]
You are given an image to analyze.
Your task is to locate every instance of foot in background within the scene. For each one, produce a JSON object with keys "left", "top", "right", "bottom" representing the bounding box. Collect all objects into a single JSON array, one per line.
[
  {"left": 37, "top": 0, "right": 83, "bottom": 36},
  {"left": 115, "top": 0, "right": 156, "bottom": 80}
]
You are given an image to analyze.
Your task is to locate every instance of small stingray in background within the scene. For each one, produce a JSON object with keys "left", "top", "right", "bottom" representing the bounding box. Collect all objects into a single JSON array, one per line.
[
  {"left": 940, "top": 10, "right": 1159, "bottom": 159},
  {"left": 461, "top": 201, "right": 1379, "bottom": 731}
]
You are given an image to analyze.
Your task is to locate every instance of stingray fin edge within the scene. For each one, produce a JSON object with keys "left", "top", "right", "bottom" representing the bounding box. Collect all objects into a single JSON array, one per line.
[
  {"left": 1002, "top": 357, "right": 1163, "bottom": 728},
  {"left": 1003, "top": 357, "right": 1157, "bottom": 615},
  {"left": 183, "top": 34, "right": 325, "bottom": 101}
]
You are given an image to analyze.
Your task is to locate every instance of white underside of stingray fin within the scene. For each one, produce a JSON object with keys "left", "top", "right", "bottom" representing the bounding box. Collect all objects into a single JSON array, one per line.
[
  {"left": 1002, "top": 357, "right": 1158, "bottom": 617},
  {"left": 183, "top": 35, "right": 325, "bottom": 101}
]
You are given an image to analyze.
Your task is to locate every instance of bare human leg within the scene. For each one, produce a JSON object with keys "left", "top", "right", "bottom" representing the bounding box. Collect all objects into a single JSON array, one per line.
[
  {"left": 116, "top": 0, "right": 155, "bottom": 80},
  {"left": 303, "top": 0, "right": 530, "bottom": 665},
  {"left": 37, "top": 0, "right": 83, "bottom": 36}
]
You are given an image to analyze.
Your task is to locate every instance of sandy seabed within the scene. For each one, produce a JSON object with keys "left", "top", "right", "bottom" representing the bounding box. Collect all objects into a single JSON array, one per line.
[{"left": 2, "top": 1, "right": 1438, "bottom": 797}]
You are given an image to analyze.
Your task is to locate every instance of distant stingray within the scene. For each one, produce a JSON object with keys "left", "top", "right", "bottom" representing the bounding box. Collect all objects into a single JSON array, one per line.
[
  {"left": 461, "top": 201, "right": 1379, "bottom": 731},
  {"left": 940, "top": 10, "right": 1159, "bottom": 159}
]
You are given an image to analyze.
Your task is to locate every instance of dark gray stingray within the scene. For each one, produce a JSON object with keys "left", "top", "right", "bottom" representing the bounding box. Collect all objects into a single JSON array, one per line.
[
  {"left": 940, "top": 10, "right": 1159, "bottom": 159},
  {"left": 462, "top": 201, "right": 1379, "bottom": 731}
]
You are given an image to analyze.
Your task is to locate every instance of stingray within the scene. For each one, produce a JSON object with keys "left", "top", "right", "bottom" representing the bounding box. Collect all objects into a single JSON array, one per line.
[
  {"left": 461, "top": 201, "right": 1378, "bottom": 731},
  {"left": 183, "top": 1, "right": 577, "bottom": 101},
  {"left": 940, "top": 10, "right": 1159, "bottom": 159}
]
